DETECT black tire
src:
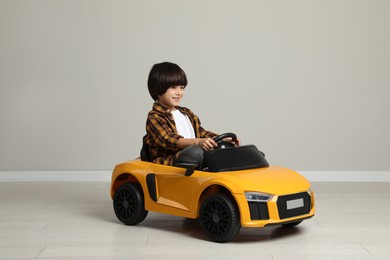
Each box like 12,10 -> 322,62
113,182 -> 148,225
200,193 -> 241,242
282,220 -> 303,228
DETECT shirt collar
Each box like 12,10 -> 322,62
152,102 -> 175,116
152,102 -> 186,115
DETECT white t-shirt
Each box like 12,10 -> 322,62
172,110 -> 196,138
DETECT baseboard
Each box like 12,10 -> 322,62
0,170 -> 389,182
301,171 -> 390,182
0,171 -> 112,182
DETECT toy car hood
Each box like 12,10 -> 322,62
208,166 -> 310,196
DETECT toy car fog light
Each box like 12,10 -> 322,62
245,192 -> 273,202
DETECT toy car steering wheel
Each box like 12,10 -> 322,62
213,132 -> 237,149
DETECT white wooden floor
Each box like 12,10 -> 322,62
0,182 -> 389,259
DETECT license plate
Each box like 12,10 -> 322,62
286,198 -> 304,210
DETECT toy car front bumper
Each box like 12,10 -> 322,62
235,190 -> 316,228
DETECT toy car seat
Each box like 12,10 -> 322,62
140,141 -> 152,162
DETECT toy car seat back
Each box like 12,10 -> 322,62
140,141 -> 152,162
203,145 -> 269,172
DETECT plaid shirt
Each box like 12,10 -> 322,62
144,103 -> 217,165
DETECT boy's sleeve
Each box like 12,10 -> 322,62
146,115 -> 182,150
190,112 -> 218,139
199,126 -> 218,139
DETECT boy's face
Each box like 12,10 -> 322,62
158,85 -> 184,110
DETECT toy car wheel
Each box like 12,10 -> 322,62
282,220 -> 303,227
113,182 -> 148,225
200,193 -> 241,242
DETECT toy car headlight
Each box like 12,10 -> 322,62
245,192 -> 273,202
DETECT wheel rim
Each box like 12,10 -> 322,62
202,200 -> 231,237
114,188 -> 137,220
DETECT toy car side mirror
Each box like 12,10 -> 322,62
174,162 -> 198,176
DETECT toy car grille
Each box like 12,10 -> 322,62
248,202 -> 269,220
277,192 -> 311,219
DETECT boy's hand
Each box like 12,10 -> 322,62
197,138 -> 218,151
223,137 -> 240,146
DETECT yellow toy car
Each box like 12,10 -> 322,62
110,133 -> 315,242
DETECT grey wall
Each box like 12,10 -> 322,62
1,0 -> 389,171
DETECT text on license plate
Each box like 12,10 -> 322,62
286,198 -> 304,210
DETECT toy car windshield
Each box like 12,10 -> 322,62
203,144 -> 269,172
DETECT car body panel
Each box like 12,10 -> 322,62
110,159 -> 316,227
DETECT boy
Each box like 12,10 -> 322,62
143,62 -> 236,167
